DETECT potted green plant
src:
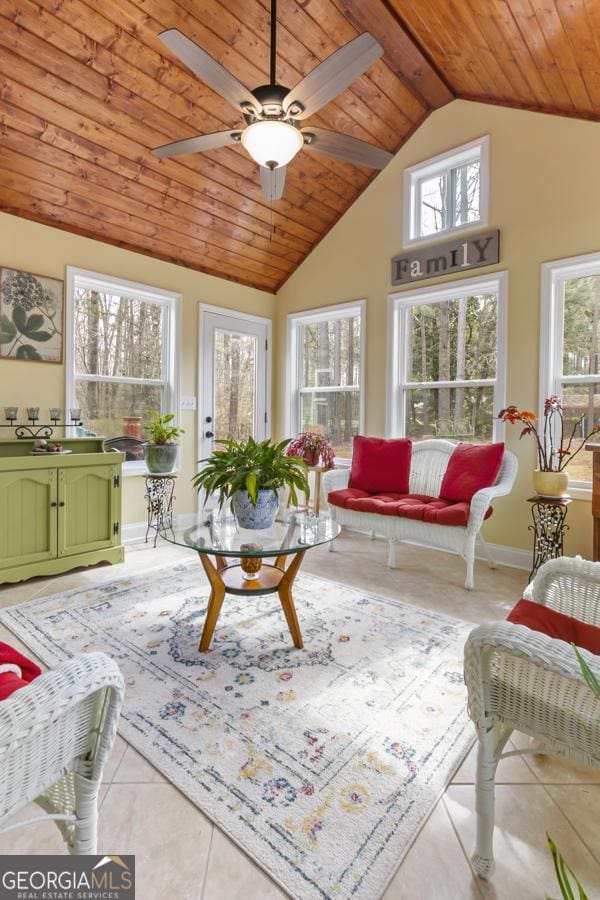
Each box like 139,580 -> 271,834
144,413 -> 185,474
192,436 -> 309,529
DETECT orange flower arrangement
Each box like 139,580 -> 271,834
498,396 -> 600,472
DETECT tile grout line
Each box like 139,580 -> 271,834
539,781 -> 600,868
440,792 -> 487,899
199,822 -> 215,900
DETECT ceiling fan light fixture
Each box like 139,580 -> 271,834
241,120 -> 303,169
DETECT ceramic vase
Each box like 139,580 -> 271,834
532,469 -> 569,498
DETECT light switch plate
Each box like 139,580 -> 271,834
180,395 -> 197,411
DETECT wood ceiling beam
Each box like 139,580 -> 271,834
334,0 -> 454,110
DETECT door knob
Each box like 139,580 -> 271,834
205,431 -> 214,438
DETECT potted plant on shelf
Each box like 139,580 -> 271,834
144,413 -> 185,474
498,395 -> 600,497
285,431 -> 336,469
192,436 -> 309,529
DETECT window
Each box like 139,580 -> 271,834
66,268 -> 180,468
541,253 -> 600,495
404,137 -> 489,245
287,301 -> 365,460
387,273 -> 507,443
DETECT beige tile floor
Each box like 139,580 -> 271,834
0,534 -> 599,900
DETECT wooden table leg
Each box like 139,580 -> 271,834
198,553 -> 226,652
277,550 -> 305,649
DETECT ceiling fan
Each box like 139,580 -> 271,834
152,0 -> 393,201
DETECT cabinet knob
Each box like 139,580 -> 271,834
50,501 -> 57,508
58,501 -> 65,508
205,431 -> 214,438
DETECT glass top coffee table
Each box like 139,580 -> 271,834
160,511 -> 340,652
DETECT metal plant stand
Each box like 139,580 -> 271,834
145,474 -> 177,547
527,495 -> 571,580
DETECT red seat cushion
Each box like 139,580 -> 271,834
0,641 -> 42,701
328,489 -> 493,526
439,442 -> 505,503
348,436 -> 412,494
507,598 -> 600,654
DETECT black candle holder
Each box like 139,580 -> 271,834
0,422 -> 84,439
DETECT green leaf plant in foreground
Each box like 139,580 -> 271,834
547,644 -> 599,900
192,436 -> 309,510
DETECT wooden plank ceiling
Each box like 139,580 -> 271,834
0,1 -> 598,292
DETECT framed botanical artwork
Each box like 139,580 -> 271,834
0,267 -> 64,363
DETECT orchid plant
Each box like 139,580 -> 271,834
498,396 -> 600,472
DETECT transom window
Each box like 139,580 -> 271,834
404,137 -> 489,245
541,253 -> 600,493
287,301 -> 365,460
66,268 -> 180,466
387,273 -> 507,443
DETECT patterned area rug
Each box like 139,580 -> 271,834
1,562 -> 474,900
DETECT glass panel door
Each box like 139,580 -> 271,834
199,309 -> 269,465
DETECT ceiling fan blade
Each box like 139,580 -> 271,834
302,127 -> 393,169
283,33 -> 382,120
158,29 -> 260,114
152,130 -> 241,158
260,165 -> 286,201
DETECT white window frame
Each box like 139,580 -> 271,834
540,251 -> 600,500
386,272 -> 507,442
285,299 -> 366,465
66,267 -> 181,475
403,136 -> 490,247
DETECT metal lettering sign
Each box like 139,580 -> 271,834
391,229 -> 500,286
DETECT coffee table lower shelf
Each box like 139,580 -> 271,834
197,550 -> 306,652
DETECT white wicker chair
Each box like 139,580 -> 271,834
464,557 -> 600,878
0,652 -> 124,854
323,439 -> 518,589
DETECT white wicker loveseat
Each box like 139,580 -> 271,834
464,557 -> 600,878
0,652 -> 123,853
323,439 -> 518,589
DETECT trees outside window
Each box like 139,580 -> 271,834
66,269 -> 179,464
541,254 -> 600,491
287,301 -> 365,459
388,273 -> 507,444
404,137 -> 489,244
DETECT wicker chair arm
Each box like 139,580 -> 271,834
0,652 -> 124,775
467,451 -> 518,536
322,467 -> 351,496
523,557 -> 600,626
464,621 -> 599,731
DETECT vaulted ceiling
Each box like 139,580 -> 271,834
0,1 -> 598,293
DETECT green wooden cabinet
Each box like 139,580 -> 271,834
0,439 -> 124,583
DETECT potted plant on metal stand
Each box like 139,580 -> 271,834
498,396 -> 600,497
192,436 -> 309,529
144,413 -> 184,474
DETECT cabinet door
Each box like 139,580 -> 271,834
0,468 -> 57,570
57,464 -> 120,558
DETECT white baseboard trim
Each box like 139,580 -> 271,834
122,522 -> 148,545
483,542 -> 530,571
122,521 -> 532,571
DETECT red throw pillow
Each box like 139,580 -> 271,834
507,598 -> 600,655
439,442 -> 504,503
348,436 -> 412,494
0,641 -> 42,701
